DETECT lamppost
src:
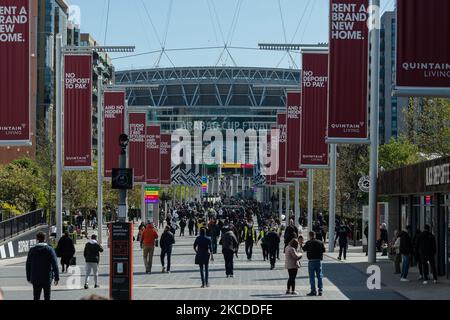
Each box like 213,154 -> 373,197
54,33 -> 135,241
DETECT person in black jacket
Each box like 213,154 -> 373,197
220,227 -> 239,277
335,223 -> 350,261
284,220 -> 299,250
160,226 -> 175,273
179,217 -> 187,237
26,232 -> 60,300
399,227 -> 413,281
418,225 -> 438,284
266,228 -> 281,270
56,231 -> 75,273
83,234 -> 104,289
302,231 -> 326,297
412,229 -> 423,280
188,217 -> 195,236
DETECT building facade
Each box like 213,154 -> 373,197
378,156 -> 450,279
379,10 -> 409,145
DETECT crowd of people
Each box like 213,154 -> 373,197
135,198 -> 326,296
11,196 -> 440,301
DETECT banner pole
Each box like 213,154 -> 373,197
368,0 -> 381,264
285,185 -> 290,219
307,169 -> 314,232
141,184 -> 146,223
328,144 -> 337,252
97,75 -> 104,245
294,180 -> 300,228
278,187 -> 283,221
55,34 -> 63,241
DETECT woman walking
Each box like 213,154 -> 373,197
194,228 -> 214,288
285,239 -> 302,295
56,231 -> 75,273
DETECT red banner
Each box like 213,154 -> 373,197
276,114 -> 287,184
301,52 -> 329,168
146,125 -> 161,185
104,91 -> 125,178
286,92 -> 308,180
0,0 -> 30,144
160,134 -> 172,185
64,55 -> 93,168
396,0 -> 450,89
327,0 -> 369,142
265,130 -> 274,185
128,113 -> 146,183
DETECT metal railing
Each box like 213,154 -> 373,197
0,210 -> 46,243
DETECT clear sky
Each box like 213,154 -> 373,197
68,0 -> 395,71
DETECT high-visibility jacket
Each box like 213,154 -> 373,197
244,226 -> 256,242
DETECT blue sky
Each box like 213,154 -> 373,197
68,0 -> 395,71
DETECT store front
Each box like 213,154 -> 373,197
378,156 -> 450,278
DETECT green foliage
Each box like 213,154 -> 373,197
405,98 -> 450,157
0,158 -> 47,213
379,137 -> 421,171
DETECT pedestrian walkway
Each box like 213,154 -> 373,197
325,245 -> 450,300
0,223 -> 426,300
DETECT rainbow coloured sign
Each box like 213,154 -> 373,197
145,186 -> 160,204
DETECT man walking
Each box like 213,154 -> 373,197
399,227 -> 413,282
266,228 -> 281,270
141,222 -> 159,274
284,219 -> 299,251
221,227 -> 239,278
418,225 -> 438,284
302,231 -> 326,297
83,234 -> 104,289
243,221 -> 257,261
160,226 -> 175,273
26,232 -> 59,300
335,222 -> 350,261
208,219 -> 221,254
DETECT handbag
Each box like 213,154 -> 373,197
69,257 -> 77,266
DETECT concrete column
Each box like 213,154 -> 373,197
278,187 -> 283,221
286,185 -> 290,220
294,181 -> 300,228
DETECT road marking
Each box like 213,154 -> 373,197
0,245 -> 6,259
8,242 -> 14,258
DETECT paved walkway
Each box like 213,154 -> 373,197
0,223 -> 446,300
325,245 -> 450,300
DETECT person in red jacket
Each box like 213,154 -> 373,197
141,222 -> 159,274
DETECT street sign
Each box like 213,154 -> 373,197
109,222 -> 133,301
358,176 -> 370,193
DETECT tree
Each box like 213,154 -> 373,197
335,145 -> 370,218
405,98 -> 450,157
379,137 -> 421,171
0,158 -> 47,214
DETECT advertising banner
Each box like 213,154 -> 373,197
396,0 -> 450,94
0,0 -> 31,145
64,54 -> 93,169
104,91 -> 125,178
145,125 -> 161,185
160,133 -> 172,185
276,113 -> 287,184
327,0 -> 369,142
286,92 -> 308,180
128,113 -> 146,183
301,52 -> 330,168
